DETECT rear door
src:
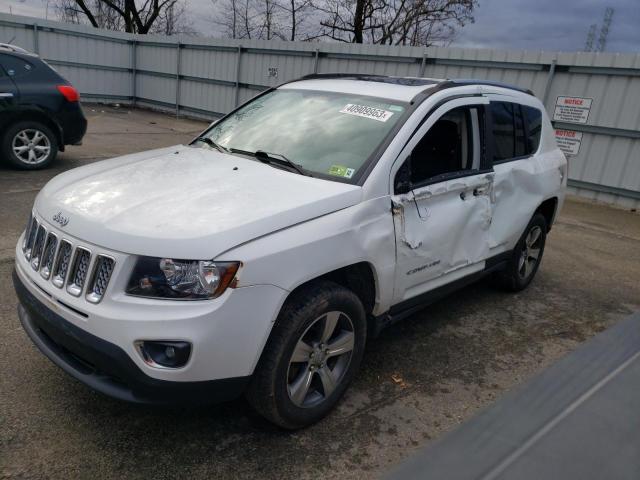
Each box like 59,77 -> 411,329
486,98 -> 544,255
0,54 -> 19,109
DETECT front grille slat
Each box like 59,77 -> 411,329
40,233 -> 58,279
30,225 -> 47,271
67,248 -> 91,297
22,212 -> 33,252
22,212 -> 117,303
86,256 -> 115,304
52,240 -> 73,288
24,217 -> 39,260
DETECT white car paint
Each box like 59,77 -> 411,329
15,77 -> 566,388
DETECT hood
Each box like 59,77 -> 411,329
35,145 -> 362,259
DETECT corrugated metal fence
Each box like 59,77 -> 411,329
1,13 -> 639,208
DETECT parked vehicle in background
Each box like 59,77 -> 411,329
0,43 -> 86,170
13,74 -> 566,429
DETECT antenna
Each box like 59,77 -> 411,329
596,7 -> 614,52
584,24 -> 597,52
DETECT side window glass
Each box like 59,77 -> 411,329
523,106 -> 542,154
490,102 -> 515,161
409,106 -> 480,185
0,55 -> 34,78
514,104 -> 526,157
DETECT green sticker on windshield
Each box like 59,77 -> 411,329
329,165 -> 355,179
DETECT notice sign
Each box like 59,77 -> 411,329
555,129 -> 583,156
553,96 -> 593,124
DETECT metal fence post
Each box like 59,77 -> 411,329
131,40 -> 137,106
32,23 -> 39,54
542,58 -> 557,107
175,41 -> 182,117
234,45 -> 242,107
314,49 -> 320,74
418,52 -> 427,77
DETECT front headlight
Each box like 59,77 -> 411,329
126,257 -> 240,300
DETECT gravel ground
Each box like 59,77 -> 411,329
1,105 -> 639,479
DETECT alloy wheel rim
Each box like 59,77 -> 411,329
518,225 -> 543,280
286,311 -> 355,408
12,129 -> 51,165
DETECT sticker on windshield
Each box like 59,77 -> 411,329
339,104 -> 394,122
329,165 -> 355,179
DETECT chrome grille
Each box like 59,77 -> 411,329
86,256 -> 115,303
24,216 -> 38,259
30,225 -> 47,271
21,213 -> 117,303
52,240 -> 72,288
40,233 -> 58,279
67,248 -> 91,296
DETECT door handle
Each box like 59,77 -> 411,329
473,186 -> 489,196
459,191 -> 467,200
0,93 -> 15,98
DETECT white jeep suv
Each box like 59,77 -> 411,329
14,74 -> 566,429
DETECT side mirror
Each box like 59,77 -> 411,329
394,159 -> 412,194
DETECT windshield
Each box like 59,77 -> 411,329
198,89 -> 407,182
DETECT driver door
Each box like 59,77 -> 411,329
391,96 -> 494,304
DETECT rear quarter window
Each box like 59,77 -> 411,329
0,54 -> 35,78
523,106 -> 543,154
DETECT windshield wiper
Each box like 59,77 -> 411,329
253,150 -> 310,176
193,136 -> 229,153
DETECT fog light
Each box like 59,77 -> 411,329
135,341 -> 191,368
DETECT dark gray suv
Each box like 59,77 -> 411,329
0,43 -> 87,170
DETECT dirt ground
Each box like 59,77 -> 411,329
1,104 -> 639,479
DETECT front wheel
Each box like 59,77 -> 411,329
1,121 -> 58,170
246,281 -> 367,429
494,213 -> 547,292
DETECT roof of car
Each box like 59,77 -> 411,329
281,73 -> 533,102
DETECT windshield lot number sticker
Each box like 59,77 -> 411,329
340,104 -> 394,122
329,165 -> 355,178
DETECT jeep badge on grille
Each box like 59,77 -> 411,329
52,211 -> 69,227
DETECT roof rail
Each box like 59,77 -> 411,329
446,79 -> 534,96
298,73 -> 533,95
300,73 -> 441,87
0,43 -> 33,55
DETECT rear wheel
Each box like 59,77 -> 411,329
2,121 -> 58,170
494,213 -> 547,291
246,281 -> 367,429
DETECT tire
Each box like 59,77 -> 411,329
494,213 -> 548,292
246,281 -> 367,429
1,121 -> 58,170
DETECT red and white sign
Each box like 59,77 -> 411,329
553,96 -> 593,124
555,129 -> 583,156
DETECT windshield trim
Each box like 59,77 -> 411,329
192,87 -> 423,186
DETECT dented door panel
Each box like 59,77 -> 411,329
392,173 -> 493,303
489,149 -> 566,255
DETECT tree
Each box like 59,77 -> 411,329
318,0 -> 476,45
211,0 -> 316,41
54,0 -> 196,35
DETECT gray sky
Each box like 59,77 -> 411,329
3,0 -> 639,53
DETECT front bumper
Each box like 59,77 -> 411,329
14,269 -> 250,404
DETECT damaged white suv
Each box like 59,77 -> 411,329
14,75 -> 566,429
